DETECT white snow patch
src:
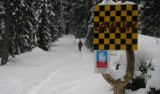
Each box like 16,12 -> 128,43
0,34 -> 160,94
99,0 -> 135,5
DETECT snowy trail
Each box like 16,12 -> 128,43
0,35 -> 148,94
26,35 -> 112,94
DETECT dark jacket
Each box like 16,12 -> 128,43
78,41 -> 83,48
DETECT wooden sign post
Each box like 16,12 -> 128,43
102,50 -> 135,94
93,4 -> 138,94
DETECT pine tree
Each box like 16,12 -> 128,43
2,0 -> 36,55
69,0 -> 92,38
0,2 -> 4,41
11,0 -> 36,54
85,0 -> 102,49
60,0 -> 90,38
1,0 -> 12,65
1,0 -> 36,65
0,2 -> 4,36
139,0 -> 160,37
85,12 -> 94,49
49,0 -> 64,41
0,1 -> 4,57
36,0 -> 52,51
61,0 -> 71,35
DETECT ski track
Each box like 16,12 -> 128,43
0,35 -> 113,94
26,35 -> 112,94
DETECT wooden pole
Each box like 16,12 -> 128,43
102,50 -> 135,94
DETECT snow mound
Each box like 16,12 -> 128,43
99,0 -> 135,5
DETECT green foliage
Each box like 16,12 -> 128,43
37,1 -> 52,51
50,0 -> 64,40
148,88 -> 160,94
126,57 -> 148,91
85,9 -> 94,50
126,77 -> 146,90
0,2 -> 4,50
1,0 -> 36,56
0,0 -> 65,65
139,0 -> 160,37
85,0 -> 101,49
64,0 -> 93,38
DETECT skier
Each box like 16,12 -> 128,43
78,40 -> 83,51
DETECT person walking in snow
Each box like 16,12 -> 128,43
78,40 -> 83,51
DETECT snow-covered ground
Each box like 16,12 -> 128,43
110,34 -> 160,94
138,35 -> 160,92
0,35 -> 112,94
0,34 -> 159,94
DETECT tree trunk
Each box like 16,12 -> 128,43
113,82 -> 125,94
65,21 -> 69,35
102,50 -> 135,94
1,6 -> 11,65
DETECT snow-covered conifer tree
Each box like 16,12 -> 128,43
1,0 -> 36,65
0,1 -> 4,57
139,0 -> 160,37
36,0 -> 52,51
1,0 -> 12,65
12,0 -> 36,54
85,0 -> 102,49
49,0 -> 64,41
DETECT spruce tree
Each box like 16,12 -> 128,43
53,0 -> 65,35
0,2 -> 4,42
33,0 -> 63,50
11,0 -> 35,54
85,0 -> 102,49
0,2 -> 4,35
36,0 -> 52,51
1,0 -> 12,65
60,0 -> 89,37
61,0 -> 71,35
85,13 -> 94,49
49,0 -> 64,41
1,0 -> 36,65
0,1 -> 4,57
139,0 -> 160,37
69,0 -> 92,38
2,0 -> 36,55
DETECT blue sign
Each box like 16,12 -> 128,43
96,50 -> 109,68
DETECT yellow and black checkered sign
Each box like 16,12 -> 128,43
93,4 -> 138,50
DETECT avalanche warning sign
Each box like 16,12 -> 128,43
94,50 -> 110,73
